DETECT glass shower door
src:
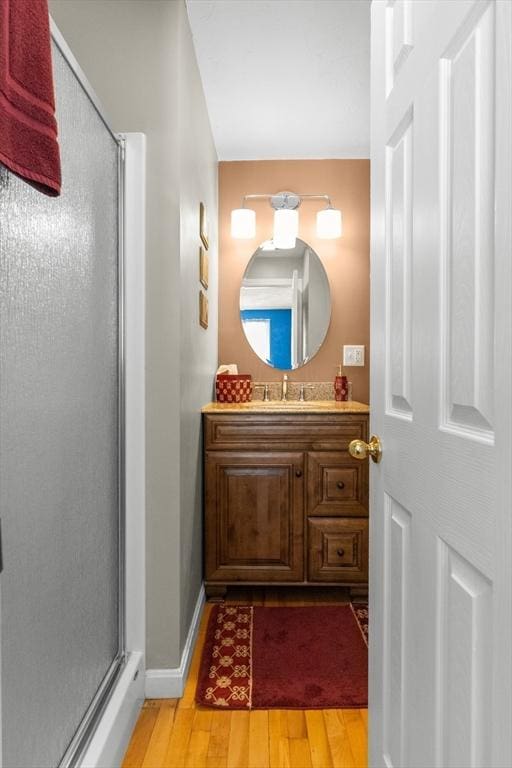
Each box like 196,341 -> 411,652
0,39 -> 123,768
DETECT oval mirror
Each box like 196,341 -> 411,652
239,238 -> 331,370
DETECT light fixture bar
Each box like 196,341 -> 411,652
240,192 -> 333,209
231,190 -> 342,242
295,194 -> 333,206
242,194 -> 276,203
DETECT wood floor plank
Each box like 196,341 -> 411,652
305,710 -> 334,768
122,706 -> 160,768
184,730 -> 210,768
263,588 -> 280,607
251,587 -> 265,606
323,710 -> 357,768
179,607 -> 212,709
269,709 -> 289,740
163,708 -> 195,768
143,699 -> 178,709
248,710 -> 270,768
193,707 -> 214,733
180,644 -> 204,708
205,757 -> 228,768
289,738 -> 313,768
269,710 -> 291,768
341,710 -> 367,768
226,710 -> 250,768
287,710 -> 308,739
141,704 -> 177,768
272,737 -> 292,768
207,711 -> 232,758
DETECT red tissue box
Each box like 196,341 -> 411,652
216,374 -> 253,403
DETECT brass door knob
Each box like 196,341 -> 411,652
349,435 -> 382,463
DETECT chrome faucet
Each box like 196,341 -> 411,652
281,374 -> 289,401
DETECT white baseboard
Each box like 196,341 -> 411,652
79,652 -> 145,768
145,585 -> 206,698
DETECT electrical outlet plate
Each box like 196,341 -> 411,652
343,345 -> 365,366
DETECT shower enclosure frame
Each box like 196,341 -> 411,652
0,20 -> 146,768
55,25 -> 127,765
50,20 -> 147,768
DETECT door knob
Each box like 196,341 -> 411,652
349,435 -> 382,463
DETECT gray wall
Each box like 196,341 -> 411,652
50,0 -> 218,669
178,12 -> 218,651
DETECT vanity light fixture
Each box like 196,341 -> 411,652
231,207 -> 256,239
316,206 -> 343,239
273,208 -> 299,249
230,191 -> 342,247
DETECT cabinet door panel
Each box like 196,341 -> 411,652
205,452 -> 304,582
307,452 -> 368,516
308,518 -> 369,583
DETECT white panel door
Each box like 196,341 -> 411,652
370,2 -> 512,767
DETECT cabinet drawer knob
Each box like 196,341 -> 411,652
337,548 -> 345,557
337,481 -> 345,489
295,469 -> 303,478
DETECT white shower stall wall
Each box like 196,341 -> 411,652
0,24 -> 146,768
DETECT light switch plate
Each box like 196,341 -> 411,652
343,345 -> 365,366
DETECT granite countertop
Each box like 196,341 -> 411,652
202,400 -> 370,414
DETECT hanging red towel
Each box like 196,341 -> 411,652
0,0 -> 61,196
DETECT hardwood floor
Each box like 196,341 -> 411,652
122,587 -> 368,768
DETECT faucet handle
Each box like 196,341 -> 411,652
254,383 -> 271,401
299,383 -> 314,402
281,373 -> 289,401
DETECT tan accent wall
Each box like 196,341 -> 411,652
219,160 -> 370,404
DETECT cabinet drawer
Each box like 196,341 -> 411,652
308,518 -> 369,583
204,414 -> 368,451
307,452 -> 368,516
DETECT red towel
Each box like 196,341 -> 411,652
0,0 -> 61,196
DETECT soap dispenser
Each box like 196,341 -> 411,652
334,365 -> 348,402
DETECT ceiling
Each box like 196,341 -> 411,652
185,0 -> 370,161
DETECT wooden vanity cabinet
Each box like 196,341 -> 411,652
203,411 -> 369,599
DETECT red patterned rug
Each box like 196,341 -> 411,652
196,604 -> 368,710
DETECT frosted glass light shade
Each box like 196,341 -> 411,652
316,208 -> 342,239
273,209 -> 298,249
231,208 -> 256,239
